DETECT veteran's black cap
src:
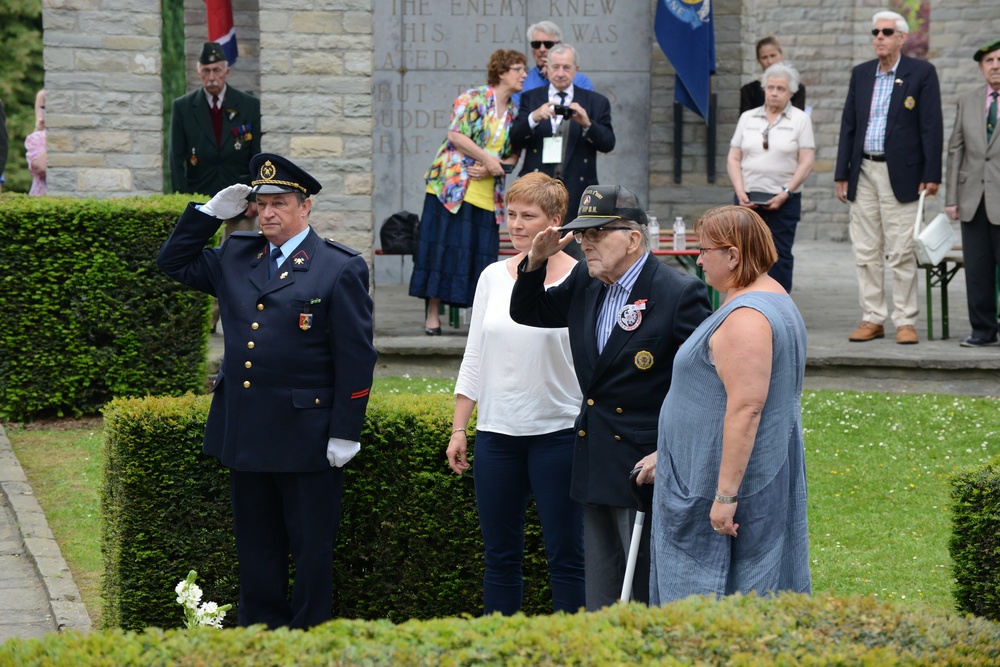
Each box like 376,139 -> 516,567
249,153 -> 323,196
974,38 -> 1000,62
199,42 -> 227,65
560,184 -> 648,233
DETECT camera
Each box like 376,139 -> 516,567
502,163 -> 514,174
552,104 -> 574,119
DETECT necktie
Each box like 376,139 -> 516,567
988,91 -> 998,142
269,249 -> 282,278
212,95 -> 219,111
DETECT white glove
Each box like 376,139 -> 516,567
327,438 -> 361,468
199,184 -> 252,220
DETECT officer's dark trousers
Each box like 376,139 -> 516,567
230,466 -> 343,629
961,197 -> 1000,341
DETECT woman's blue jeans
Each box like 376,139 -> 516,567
473,428 -> 585,615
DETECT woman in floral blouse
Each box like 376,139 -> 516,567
409,49 -> 527,335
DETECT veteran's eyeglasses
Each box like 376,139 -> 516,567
530,40 -> 559,49
871,28 -> 896,37
572,226 -> 632,244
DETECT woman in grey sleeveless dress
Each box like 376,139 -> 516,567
649,205 -> 811,604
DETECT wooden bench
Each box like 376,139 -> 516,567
919,247 -> 963,341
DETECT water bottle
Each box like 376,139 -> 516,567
673,216 -> 686,250
647,215 -> 660,249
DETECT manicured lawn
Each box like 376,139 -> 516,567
4,386 -> 998,626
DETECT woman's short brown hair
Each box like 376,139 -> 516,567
694,205 -> 778,290
505,172 -> 570,222
487,49 -> 527,86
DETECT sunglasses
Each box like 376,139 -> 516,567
530,40 -> 559,49
572,226 -> 631,244
871,28 -> 897,37
762,127 -> 771,150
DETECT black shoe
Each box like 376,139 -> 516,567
959,334 -> 999,348
424,326 -> 442,336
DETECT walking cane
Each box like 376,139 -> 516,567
620,466 -> 654,602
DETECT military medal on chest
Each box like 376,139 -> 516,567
299,298 -> 322,331
232,128 -> 242,150
189,147 -> 198,166
617,298 -> 647,331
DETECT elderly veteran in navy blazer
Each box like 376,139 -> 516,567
510,184 -> 711,610
835,10 -> 943,345
157,153 -> 377,630
510,43 -> 615,260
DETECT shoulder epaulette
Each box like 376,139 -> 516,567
325,238 -> 362,256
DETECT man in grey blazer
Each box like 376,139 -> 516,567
946,38 -> 1000,347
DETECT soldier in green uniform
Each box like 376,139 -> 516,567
169,42 -> 261,217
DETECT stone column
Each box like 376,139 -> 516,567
43,0 -> 163,196
258,1 -> 375,255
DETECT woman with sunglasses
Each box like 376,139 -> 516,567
649,205 -> 810,605
726,62 -> 814,292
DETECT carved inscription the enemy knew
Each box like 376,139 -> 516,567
374,0 -> 650,284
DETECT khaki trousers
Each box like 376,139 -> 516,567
849,159 -> 919,328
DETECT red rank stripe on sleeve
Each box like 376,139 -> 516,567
350,388 -> 370,400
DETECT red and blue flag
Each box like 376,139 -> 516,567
205,0 -> 238,65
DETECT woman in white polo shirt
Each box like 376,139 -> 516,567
727,62 -> 815,292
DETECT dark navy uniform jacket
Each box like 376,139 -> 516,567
511,254 -> 711,507
157,204 -> 377,473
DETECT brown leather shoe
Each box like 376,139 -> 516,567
848,322 -> 885,342
896,325 -> 919,345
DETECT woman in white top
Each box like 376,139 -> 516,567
446,172 -> 584,615
727,62 -> 815,292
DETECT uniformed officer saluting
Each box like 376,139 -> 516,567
157,153 -> 377,630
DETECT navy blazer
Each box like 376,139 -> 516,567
157,204 -> 377,472
835,55 -> 943,203
511,254 -> 711,507
510,86 -> 616,214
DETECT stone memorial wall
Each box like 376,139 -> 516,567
372,0 -> 652,284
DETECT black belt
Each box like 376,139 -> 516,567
862,152 -> 887,162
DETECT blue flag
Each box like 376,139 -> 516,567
655,0 -> 716,121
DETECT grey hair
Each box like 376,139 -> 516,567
760,62 -> 801,94
548,43 -> 579,68
621,220 -> 653,252
872,10 -> 909,34
527,21 -> 563,42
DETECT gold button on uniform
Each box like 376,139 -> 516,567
257,303 -> 264,311
247,341 -> 255,349
616,407 -> 623,414
244,361 -> 252,369
314,398 -> 321,405
587,398 -> 595,406
251,322 -> 259,330
614,435 -> 622,441
578,430 -> 586,437
243,381 -> 250,389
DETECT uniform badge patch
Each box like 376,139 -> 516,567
299,313 -> 313,331
634,350 -> 654,371
618,304 -> 642,331
904,95 -> 916,110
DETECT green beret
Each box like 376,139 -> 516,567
974,38 -> 1000,62
199,42 -> 227,65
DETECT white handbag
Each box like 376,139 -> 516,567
913,190 -> 957,266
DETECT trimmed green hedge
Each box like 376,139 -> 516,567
950,455 -> 1000,622
3,594 -> 1000,665
102,393 -> 554,630
0,194 -> 211,420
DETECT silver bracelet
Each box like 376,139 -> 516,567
451,428 -> 466,435
715,490 -> 738,504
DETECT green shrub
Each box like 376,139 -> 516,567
950,454 -> 1000,621
3,593 -> 1000,665
101,393 -> 555,630
0,194 -> 212,420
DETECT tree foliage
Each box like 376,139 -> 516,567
0,0 -> 44,193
